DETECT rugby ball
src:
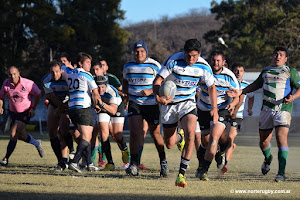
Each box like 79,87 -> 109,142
158,80 -> 176,99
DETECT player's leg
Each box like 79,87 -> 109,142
58,112 -> 71,170
274,111 -> 291,182
99,114 -> 115,171
110,113 -> 129,164
259,109 -> 274,176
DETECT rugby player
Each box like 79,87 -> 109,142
228,47 -> 300,182
153,39 -> 218,187
123,41 -> 167,177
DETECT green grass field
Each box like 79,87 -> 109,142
0,133 -> 299,200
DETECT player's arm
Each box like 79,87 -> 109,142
285,68 -> 300,104
207,84 -> 218,124
99,102 -> 118,116
45,92 -> 67,110
153,75 -> 173,105
92,88 -> 101,113
247,96 -> 254,116
231,94 -> 245,119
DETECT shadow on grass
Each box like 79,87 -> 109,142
0,191 -> 269,200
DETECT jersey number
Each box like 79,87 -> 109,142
68,78 -> 79,90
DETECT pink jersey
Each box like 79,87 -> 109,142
0,77 -> 41,113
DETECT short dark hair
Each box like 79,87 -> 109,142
49,60 -> 61,69
232,63 -> 244,71
60,52 -> 71,61
77,52 -> 92,66
210,50 -> 225,60
274,46 -> 289,57
184,39 -> 201,53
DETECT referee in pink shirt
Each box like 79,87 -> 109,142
0,66 -> 44,166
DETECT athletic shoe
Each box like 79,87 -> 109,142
177,129 -> 185,152
160,160 -> 169,177
103,163 -> 115,171
175,173 -> 187,188
68,163 -> 82,173
120,162 -> 130,169
126,164 -> 139,176
54,162 -> 67,171
261,154 -> 273,175
0,158 -> 8,166
137,164 -> 150,170
98,160 -> 106,168
195,167 -> 209,181
88,163 -> 100,172
69,151 -> 75,161
275,173 -> 286,182
121,148 -> 130,164
215,151 -> 225,169
36,140 -> 44,158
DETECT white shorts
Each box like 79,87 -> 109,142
96,112 -> 125,124
161,100 -> 197,125
259,109 -> 291,130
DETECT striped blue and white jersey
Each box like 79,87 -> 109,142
41,73 -> 69,104
236,80 -> 254,119
159,52 -> 214,103
123,57 -> 161,105
101,84 -> 122,107
61,65 -> 98,109
197,67 -> 239,111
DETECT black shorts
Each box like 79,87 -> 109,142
114,101 -> 125,117
68,107 -> 93,127
128,101 -> 160,125
230,118 -> 243,131
197,109 -> 230,131
9,109 -> 31,124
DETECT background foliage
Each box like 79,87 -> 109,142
0,0 -> 299,85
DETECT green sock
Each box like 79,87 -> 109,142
262,144 -> 272,163
278,146 -> 288,175
98,144 -> 106,161
91,147 -> 98,164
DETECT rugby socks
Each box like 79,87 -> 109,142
62,157 -> 68,165
5,140 -> 17,159
64,133 -> 74,152
202,159 -> 212,172
91,145 -> 99,164
278,146 -> 288,175
98,143 -> 107,161
72,139 -> 89,164
179,157 -> 190,176
197,144 -> 206,167
84,143 -> 92,165
101,139 -> 114,164
219,141 -> 228,153
26,134 -> 39,147
117,136 -> 127,151
159,151 -> 166,163
137,146 -> 143,165
50,137 -> 62,162
131,154 -> 139,166
262,144 -> 272,163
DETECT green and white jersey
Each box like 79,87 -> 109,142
253,65 -> 300,113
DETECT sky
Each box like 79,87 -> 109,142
120,0 -> 221,26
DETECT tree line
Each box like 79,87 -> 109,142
0,0 -> 299,86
